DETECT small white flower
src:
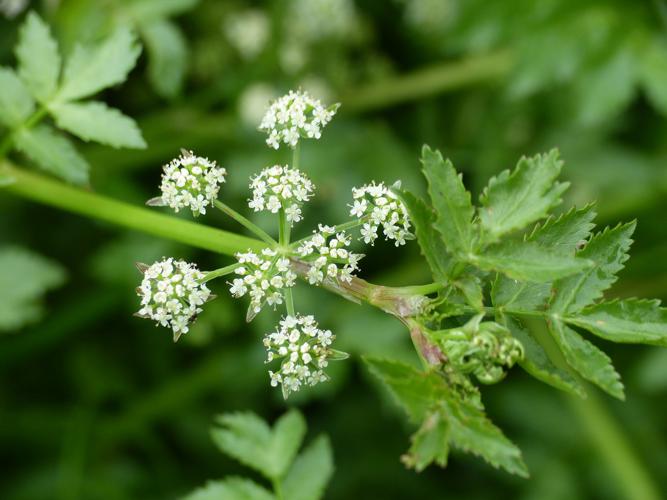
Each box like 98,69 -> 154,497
229,249 -> 296,317
296,225 -> 363,285
349,182 -> 413,246
248,165 -> 314,226
259,90 -> 339,149
136,258 -> 211,342
264,313 -> 339,398
154,150 -> 226,216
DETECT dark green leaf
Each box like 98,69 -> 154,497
0,67 -> 34,127
50,101 -> 146,149
15,11 -> 60,103
421,145 -> 475,255
14,124 -> 89,184
566,299 -> 667,346
282,436 -> 334,500
141,19 -> 188,99
479,150 -> 568,241
550,222 -> 635,313
548,319 -> 624,400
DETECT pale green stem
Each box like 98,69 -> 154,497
290,216 -> 369,248
395,282 -> 445,296
202,263 -> 242,283
214,199 -> 276,246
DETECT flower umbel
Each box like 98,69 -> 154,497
259,90 -> 339,149
153,150 -> 227,216
296,225 -> 363,284
136,258 -> 211,342
249,165 -> 314,225
229,249 -> 297,320
264,314 -> 337,398
350,182 -> 413,246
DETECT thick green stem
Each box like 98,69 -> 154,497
2,162 -> 265,255
214,199 -> 277,246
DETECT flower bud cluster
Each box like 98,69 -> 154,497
136,258 -> 211,341
157,150 -> 227,216
259,90 -> 339,149
350,182 -> 413,246
229,249 -> 296,316
264,314 -> 334,397
296,225 -> 363,285
248,165 -> 314,225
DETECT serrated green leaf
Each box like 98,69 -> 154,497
120,0 -> 199,23
492,205 -> 597,312
0,246 -> 66,332
453,274 -> 484,311
141,19 -> 187,99
0,67 -> 34,127
58,27 -> 141,101
403,411 -> 450,471
364,357 -> 527,476
475,240 -> 592,282
479,150 -> 568,241
14,124 -> 89,184
211,410 -> 306,481
551,222 -> 635,314
182,477 -> 275,500
50,101 -> 145,148
566,299 -> 667,346
282,436 -> 334,500
15,11 -> 61,103
398,190 -> 452,282
548,319 -> 624,400
421,145 -> 475,255
639,38 -> 667,115
501,315 -> 585,397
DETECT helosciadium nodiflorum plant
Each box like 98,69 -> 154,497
134,89 -> 667,477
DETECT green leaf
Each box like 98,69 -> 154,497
566,299 -> 667,346
453,274 -> 484,311
282,436 -> 334,500
550,222 -> 635,314
501,315 -> 585,397
639,38 -> 667,115
141,19 -> 187,99
402,411 -> 450,471
0,246 -> 66,332
15,11 -> 61,103
0,67 -> 34,127
364,357 -> 528,476
548,319 -> 624,400
182,477 -> 275,500
50,101 -> 145,148
479,150 -> 568,241
475,240 -> 592,282
58,27 -> 141,101
421,145 -> 475,255
491,205 -> 597,312
0,171 -> 15,186
120,0 -> 199,23
211,410 -> 306,481
14,124 -> 89,184
397,190 -> 452,282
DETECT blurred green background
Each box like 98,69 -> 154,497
2,0 -> 667,498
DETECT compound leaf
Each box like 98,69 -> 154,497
0,67 -> 34,127
183,477 -> 275,500
50,101 -> 145,148
16,11 -> 61,103
282,436 -> 334,500
14,124 -> 89,184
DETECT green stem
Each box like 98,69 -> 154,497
396,282 -> 445,296
2,162 -> 265,255
214,199 -> 276,246
284,288 -> 295,316
202,263 -> 242,283
290,217 -> 368,248
278,207 -> 291,246
292,143 -> 300,170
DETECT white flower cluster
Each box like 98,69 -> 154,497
136,258 -> 211,341
296,225 -> 363,285
249,165 -> 314,225
287,0 -> 361,43
264,314 -> 334,397
259,90 -> 339,149
158,150 -> 227,216
229,249 -> 297,316
350,182 -> 413,246
223,9 -> 270,60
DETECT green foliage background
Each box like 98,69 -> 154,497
2,0 -> 667,498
